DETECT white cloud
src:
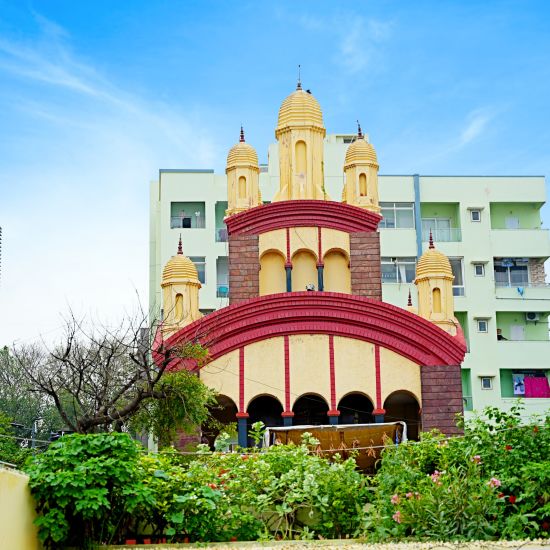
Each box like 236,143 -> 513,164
339,18 -> 392,74
459,109 -> 492,146
0,13 -> 217,345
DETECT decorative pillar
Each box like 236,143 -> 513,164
327,335 -> 339,423
373,344 -> 384,422
317,264 -> 324,291
236,413 -> 249,448
282,412 -> 294,427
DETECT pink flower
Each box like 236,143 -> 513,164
406,492 -> 414,499
430,471 -> 442,485
471,455 -> 482,464
391,494 -> 400,505
488,477 -> 501,488
392,511 -> 402,524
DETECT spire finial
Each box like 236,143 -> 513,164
240,125 -> 245,143
297,64 -> 302,90
429,229 -> 435,249
407,289 -> 412,307
177,234 -> 183,255
357,120 -> 363,139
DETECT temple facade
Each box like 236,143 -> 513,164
155,83 -> 467,446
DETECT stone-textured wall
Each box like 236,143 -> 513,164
421,365 -> 463,435
349,231 -> 382,300
228,234 -> 260,304
529,258 -> 547,285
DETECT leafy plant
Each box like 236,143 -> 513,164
26,432 -> 154,548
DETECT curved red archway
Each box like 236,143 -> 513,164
157,292 -> 466,369
226,200 -> 382,235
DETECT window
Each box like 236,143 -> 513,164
474,263 -> 485,277
189,256 -> 206,284
379,203 -> 415,229
381,257 -> 416,283
477,319 -> 488,333
422,218 -> 452,242
481,377 -> 493,390
449,258 -> 465,296
505,370 -> 550,398
494,258 -> 529,287
470,209 -> 481,222
170,202 -> 206,229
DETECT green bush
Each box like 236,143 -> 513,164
26,432 -> 154,548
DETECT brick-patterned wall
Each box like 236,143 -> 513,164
349,231 -> 382,300
228,234 -> 260,304
421,365 -> 463,435
529,258 -> 547,285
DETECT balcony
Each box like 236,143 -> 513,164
216,227 -> 228,242
490,229 -> 550,257
421,227 -> 462,242
170,201 -> 206,229
495,285 -> 550,308
495,341 -> 550,369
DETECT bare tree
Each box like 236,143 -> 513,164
12,311 -> 215,440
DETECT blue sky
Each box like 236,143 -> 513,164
1,1 -> 549,344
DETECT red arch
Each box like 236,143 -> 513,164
158,292 -> 466,369
225,200 -> 381,235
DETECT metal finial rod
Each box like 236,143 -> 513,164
357,120 -> 363,138
240,125 -> 245,142
297,64 -> 302,90
407,289 -> 412,307
429,229 -> 435,249
178,234 -> 183,254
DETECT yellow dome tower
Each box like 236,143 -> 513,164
161,236 -> 202,336
414,232 -> 457,335
273,78 -> 328,202
342,122 -> 380,213
225,127 -> 261,217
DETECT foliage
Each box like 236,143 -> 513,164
25,405 -> 550,546
26,432 -> 153,549
0,412 -> 32,468
0,346 -> 63,441
10,314 -> 215,443
367,403 -> 550,541
130,370 -> 217,447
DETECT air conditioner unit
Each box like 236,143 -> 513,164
525,312 -> 540,322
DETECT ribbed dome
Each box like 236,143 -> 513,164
162,253 -> 199,283
344,137 -> 378,166
276,89 -> 324,134
416,248 -> 453,278
226,141 -> 259,170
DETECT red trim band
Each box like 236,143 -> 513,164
158,293 -> 466,370
226,200 -> 381,235
239,347 -> 245,413
375,345 -> 382,409
284,335 -> 291,413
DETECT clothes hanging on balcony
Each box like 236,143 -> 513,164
524,376 -> 550,398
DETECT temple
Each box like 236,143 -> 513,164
155,82 -> 467,447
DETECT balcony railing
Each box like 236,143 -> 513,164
216,283 -> 229,298
421,228 -> 462,242
216,227 -> 228,242
170,215 -> 205,229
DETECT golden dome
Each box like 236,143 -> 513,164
276,88 -> 325,136
416,237 -> 453,279
162,239 -> 200,285
344,136 -> 378,167
226,128 -> 259,170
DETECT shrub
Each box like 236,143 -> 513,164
26,432 -> 153,548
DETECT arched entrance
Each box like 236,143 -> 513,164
292,394 -> 329,426
338,393 -> 374,424
247,395 -> 283,445
201,395 -> 237,450
384,391 -> 421,441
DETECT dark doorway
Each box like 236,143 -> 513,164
247,395 -> 283,445
384,391 -> 421,440
292,394 -> 329,426
338,393 -> 374,424
201,395 -> 237,449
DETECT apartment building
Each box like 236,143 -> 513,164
149,135 -> 550,417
